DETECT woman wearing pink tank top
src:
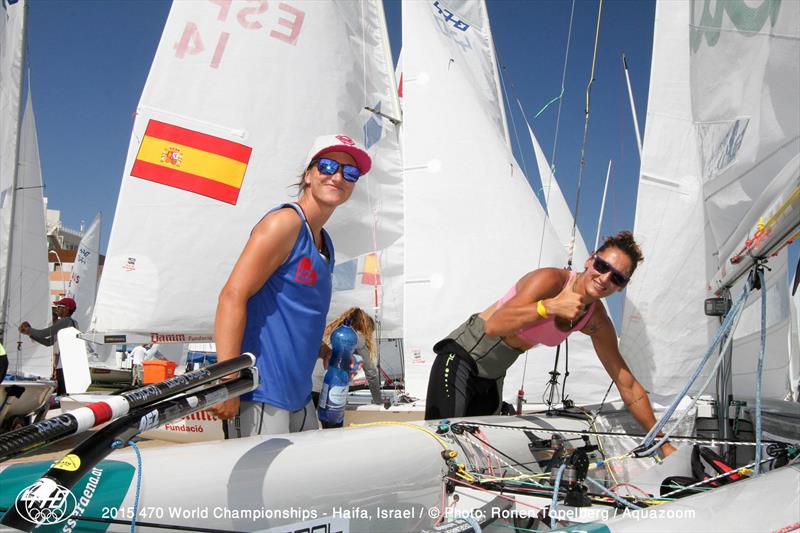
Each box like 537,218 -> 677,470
425,231 -> 676,458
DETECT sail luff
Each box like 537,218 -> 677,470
0,0 -> 27,344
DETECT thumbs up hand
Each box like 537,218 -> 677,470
542,281 -> 588,322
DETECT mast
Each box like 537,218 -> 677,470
0,0 -> 28,346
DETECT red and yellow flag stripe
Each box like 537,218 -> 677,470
131,120 -> 252,205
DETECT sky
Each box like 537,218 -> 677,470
25,0 -> 658,322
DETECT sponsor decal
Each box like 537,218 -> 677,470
164,423 -> 205,433
53,454 -> 81,472
1,461 -> 135,532
104,335 -> 127,344
123,257 -> 136,272
14,478 -> 77,526
148,333 -> 213,343
138,409 -> 161,432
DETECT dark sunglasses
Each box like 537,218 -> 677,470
592,256 -> 630,287
316,158 -> 361,183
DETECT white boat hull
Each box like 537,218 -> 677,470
0,414 -> 798,532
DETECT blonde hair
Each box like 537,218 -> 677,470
323,307 -> 377,365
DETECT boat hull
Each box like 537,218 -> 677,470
0,381 -> 54,432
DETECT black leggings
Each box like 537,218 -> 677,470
424,351 -> 500,420
0,356 -> 7,385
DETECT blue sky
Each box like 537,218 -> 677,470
27,0 -> 657,322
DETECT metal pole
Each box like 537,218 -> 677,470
594,160 -> 613,251
622,53 -> 642,157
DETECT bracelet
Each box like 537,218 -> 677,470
536,300 -> 548,319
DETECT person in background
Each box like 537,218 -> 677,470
210,134 -> 371,437
425,231 -> 676,457
18,297 -> 78,395
130,343 -> 167,385
0,341 -> 8,385
312,307 -> 382,418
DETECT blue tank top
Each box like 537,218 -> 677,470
240,203 -> 334,410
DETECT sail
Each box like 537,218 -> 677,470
3,90 -> 52,378
67,212 -> 100,332
401,0 -> 573,397
528,122 -> 590,266
90,1 -> 402,341
621,0 -> 800,396
691,0 -> 799,289
0,0 -> 25,341
727,251 -> 794,400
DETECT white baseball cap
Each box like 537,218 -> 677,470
305,134 -> 372,175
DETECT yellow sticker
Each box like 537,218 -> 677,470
53,454 -> 81,472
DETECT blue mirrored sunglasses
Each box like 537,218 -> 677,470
316,157 -> 361,183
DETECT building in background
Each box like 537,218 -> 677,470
45,206 -> 104,298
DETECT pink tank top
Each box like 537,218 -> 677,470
496,271 -> 595,347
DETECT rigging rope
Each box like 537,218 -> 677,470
636,277 -> 751,456
112,439 -> 143,533
754,267 -> 767,475
549,464 -> 566,528
569,0 -> 604,268
451,420 -> 785,450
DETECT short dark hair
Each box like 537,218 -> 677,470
597,230 -> 644,276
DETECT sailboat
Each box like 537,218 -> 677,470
1,1 -> 798,532
0,0 -> 55,431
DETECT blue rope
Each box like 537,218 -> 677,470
754,269 -> 766,476
550,464 -> 566,529
112,439 -> 143,532
584,476 -> 643,511
639,280 -> 751,452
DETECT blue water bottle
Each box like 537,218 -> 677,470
318,320 -> 358,428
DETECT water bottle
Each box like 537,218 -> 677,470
318,320 -> 358,428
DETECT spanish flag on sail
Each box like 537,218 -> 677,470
361,253 -> 381,286
131,120 -> 252,205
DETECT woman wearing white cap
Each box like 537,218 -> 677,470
210,134 -> 371,437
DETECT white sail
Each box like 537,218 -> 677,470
692,0 -> 800,290
67,212 -> 100,332
401,0 -> 576,398
0,0 -> 26,340
727,252 -> 794,400
528,122 -> 590,266
3,90 -> 52,378
90,1 -> 402,341
621,0 -> 800,396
